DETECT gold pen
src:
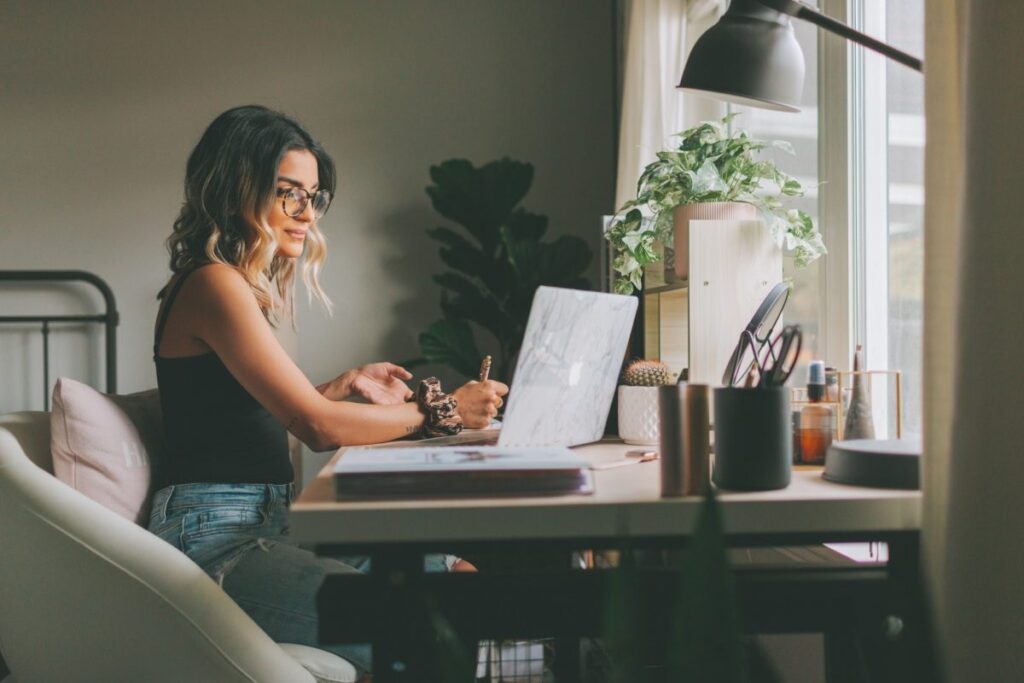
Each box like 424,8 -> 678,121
479,355 -> 492,382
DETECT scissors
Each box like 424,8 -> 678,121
759,324 -> 802,388
722,282 -> 791,386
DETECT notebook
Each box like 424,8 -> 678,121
333,446 -> 593,498
421,286 -> 637,448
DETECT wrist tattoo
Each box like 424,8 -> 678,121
404,424 -> 420,435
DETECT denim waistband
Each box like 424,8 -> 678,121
150,482 -> 295,522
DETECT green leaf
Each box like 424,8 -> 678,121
544,235 -> 594,282
426,226 -> 477,253
434,273 -> 513,341
425,158 -> 534,254
693,159 -> 730,195
428,227 -> 490,281
417,318 -> 482,379
505,208 -> 548,242
602,553 -> 648,682
427,604 -> 477,683
746,640 -> 785,683
665,489 -> 747,682
621,233 -> 643,252
613,277 -> 636,295
780,177 -> 804,197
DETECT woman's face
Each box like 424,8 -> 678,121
269,149 -> 320,259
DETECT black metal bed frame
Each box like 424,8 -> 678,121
0,270 -> 118,409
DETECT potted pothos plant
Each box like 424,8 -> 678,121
605,113 -> 827,294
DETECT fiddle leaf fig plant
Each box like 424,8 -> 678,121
413,158 -> 593,380
605,113 -> 827,294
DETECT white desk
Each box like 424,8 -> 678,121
292,441 -> 925,683
292,440 -> 920,546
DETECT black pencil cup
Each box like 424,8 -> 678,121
713,386 -> 792,491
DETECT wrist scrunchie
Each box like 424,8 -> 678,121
415,377 -> 464,438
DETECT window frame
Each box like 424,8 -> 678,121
819,0 -> 922,437
818,0 -> 855,372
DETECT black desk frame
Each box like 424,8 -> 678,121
316,528 -> 936,683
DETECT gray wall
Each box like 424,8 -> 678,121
0,1 -> 615,425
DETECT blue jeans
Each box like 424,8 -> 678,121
147,482 -> 450,676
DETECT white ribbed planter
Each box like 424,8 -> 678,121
617,385 -> 660,445
672,202 -> 759,279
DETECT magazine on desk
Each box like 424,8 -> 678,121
333,446 -> 593,499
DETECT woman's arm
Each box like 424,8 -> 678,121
186,265 -> 427,451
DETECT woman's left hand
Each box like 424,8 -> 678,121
320,362 -> 414,404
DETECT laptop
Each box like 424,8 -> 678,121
419,286 -> 637,448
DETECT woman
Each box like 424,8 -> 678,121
147,105 -> 507,676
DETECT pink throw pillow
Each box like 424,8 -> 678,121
50,377 -> 164,525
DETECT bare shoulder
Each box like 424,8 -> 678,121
181,264 -> 255,310
187,262 -> 248,290
155,264 -> 250,356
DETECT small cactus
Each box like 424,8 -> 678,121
622,359 -> 675,386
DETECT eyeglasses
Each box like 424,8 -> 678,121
276,187 -> 332,219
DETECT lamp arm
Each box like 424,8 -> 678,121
759,0 -> 923,72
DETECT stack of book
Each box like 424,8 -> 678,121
333,446 -> 592,499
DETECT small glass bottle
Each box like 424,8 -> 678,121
825,366 -> 840,403
800,361 -> 835,465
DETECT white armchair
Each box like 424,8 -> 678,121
0,411 -> 357,683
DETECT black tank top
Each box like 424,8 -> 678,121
153,266 -> 293,488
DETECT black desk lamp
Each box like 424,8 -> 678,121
678,0 -> 923,112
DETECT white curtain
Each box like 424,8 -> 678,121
925,2 -> 1024,679
614,0 -> 722,210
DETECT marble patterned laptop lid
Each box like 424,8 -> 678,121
497,286 -> 637,448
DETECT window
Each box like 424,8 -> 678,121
881,0 -> 925,437
852,0 -> 925,438
632,0 -> 924,437
726,6 -> 821,369
730,0 -> 924,438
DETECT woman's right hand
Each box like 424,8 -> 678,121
317,362 -> 413,404
452,380 -> 509,429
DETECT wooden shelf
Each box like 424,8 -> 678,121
643,281 -> 689,295
639,219 -> 782,386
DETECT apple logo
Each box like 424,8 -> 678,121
568,360 -> 584,387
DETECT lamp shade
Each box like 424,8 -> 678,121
678,0 -> 805,112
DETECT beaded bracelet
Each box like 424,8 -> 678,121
415,377 -> 463,438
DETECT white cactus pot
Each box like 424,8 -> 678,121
617,385 -> 660,445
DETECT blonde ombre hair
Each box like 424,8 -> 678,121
163,105 -> 335,325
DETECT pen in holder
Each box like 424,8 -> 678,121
713,386 -> 792,491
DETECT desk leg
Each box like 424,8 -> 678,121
370,550 -> 428,683
883,537 -> 941,683
553,551 -> 584,682
824,628 -> 872,683
825,536 -> 940,683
